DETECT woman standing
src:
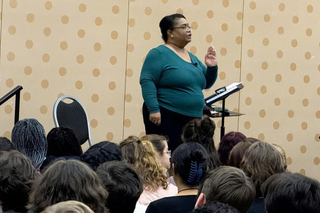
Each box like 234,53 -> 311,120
140,13 -> 218,152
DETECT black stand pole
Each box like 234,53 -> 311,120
220,98 -> 226,140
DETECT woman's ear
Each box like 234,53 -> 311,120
167,29 -> 173,38
195,193 -> 206,208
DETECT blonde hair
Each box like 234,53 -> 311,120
41,200 -> 94,213
120,136 -> 168,190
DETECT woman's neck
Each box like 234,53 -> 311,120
165,42 -> 185,53
175,175 -> 198,196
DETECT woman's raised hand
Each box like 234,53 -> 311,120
205,45 -> 217,67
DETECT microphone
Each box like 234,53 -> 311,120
194,62 -> 198,67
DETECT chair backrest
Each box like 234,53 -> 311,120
53,95 -> 92,146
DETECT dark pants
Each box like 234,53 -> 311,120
143,103 -> 198,153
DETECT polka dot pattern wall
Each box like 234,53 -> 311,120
240,0 -> 320,179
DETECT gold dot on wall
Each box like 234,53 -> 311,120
75,81 -> 83,89
301,122 -> 308,130
207,10 -> 214,19
307,5 -> 313,13
92,68 -> 100,77
90,119 -> 98,128
247,49 -> 254,57
316,110 -> 320,118
258,133 -> 265,141
306,28 -> 312,36
261,61 -> 268,70
112,5 -> 119,14
279,3 -> 285,11
176,8 -> 183,14
287,157 -> 292,165
5,105 -> 13,114
95,17 -> 102,26
287,133 -> 293,142
302,99 -> 309,107
23,92 -> 31,101
244,121 -> 251,129
107,107 -> 115,115
315,134 -> 320,142
292,16 -> 299,24
127,44 -> 134,52
42,53 -> 50,62
94,43 -> 101,51
43,27 -> 51,36
276,50 -> 283,58
109,81 -> 116,90
7,52 -> 15,61
206,35 -> 213,43
275,74 -> 282,82
61,15 -> 69,24
57,93 -> 64,99
259,109 -> 266,118
41,79 -> 49,89
110,56 -> 117,65
260,85 -> 267,94
139,131 -> 146,137
78,29 -> 85,38
79,3 -> 86,12
145,7 -> 152,15
191,22 -> 198,30
278,27 -> 284,35
236,36 -> 242,44
290,63 -> 297,71
111,31 -> 118,39
192,0 -> 199,5
144,32 -> 151,40
40,105 -> 48,114
24,66 -> 32,75
305,52 -> 311,60
10,0 -> 17,8
219,72 -> 226,80
126,69 -> 133,77
45,1 -> 52,10
314,157 -> 320,165
190,46 -> 197,54
106,132 -> 114,141
25,40 -> 33,49
60,41 -> 68,50
245,97 -> 252,105
91,94 -> 99,103
76,55 -> 84,64
125,94 -> 132,102
128,18 -> 135,27
299,169 -> 306,176
246,73 -> 253,81
263,38 -> 269,46
291,39 -> 298,47
288,110 -> 294,118
220,47 -> 227,56
264,14 -> 270,22
248,25 -> 255,33
274,98 -> 281,106
235,60 -> 241,68
237,12 -> 243,21
273,121 -> 280,130
300,145 -> 307,153
26,13 -> 34,22
222,0 -> 229,7
249,1 -> 256,9
6,78 -> 14,87
59,67 -> 67,76
8,25 -> 16,35
318,87 -> 320,95
124,119 -> 131,127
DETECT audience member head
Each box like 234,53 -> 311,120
11,118 -> 47,169
159,13 -> 186,42
46,127 -> 83,157
182,115 -> 221,170
140,134 -> 171,169
120,136 -> 168,190
197,166 -> 255,213
97,161 -> 143,213
218,131 -> 246,165
171,142 -> 208,187
0,150 -> 39,213
80,141 -> 122,171
28,159 -> 108,213
261,172 -> 320,213
0,137 -> 15,151
240,141 -> 286,196
272,143 -> 287,170
228,138 -> 258,168
41,201 -> 94,213
192,201 -> 240,213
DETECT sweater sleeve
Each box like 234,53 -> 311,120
139,48 -> 164,114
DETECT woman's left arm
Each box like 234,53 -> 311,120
202,45 -> 218,89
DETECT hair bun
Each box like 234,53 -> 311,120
190,149 -> 206,162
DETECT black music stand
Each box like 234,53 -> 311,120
204,82 -> 244,140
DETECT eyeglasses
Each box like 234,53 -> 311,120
164,150 -> 171,156
172,24 -> 192,30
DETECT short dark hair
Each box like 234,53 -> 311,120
218,131 -> 246,165
47,127 -> 83,157
202,166 -> 255,213
0,137 -> 15,151
0,150 -> 39,213
159,13 -> 186,42
140,134 -> 168,156
11,118 -> 47,169
28,159 -> 108,213
97,161 -> 143,213
192,201 -> 240,213
261,172 -> 320,213
80,141 -> 122,171
171,142 -> 208,186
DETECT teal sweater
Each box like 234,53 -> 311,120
140,45 -> 218,117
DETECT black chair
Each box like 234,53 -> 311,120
53,95 -> 93,147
